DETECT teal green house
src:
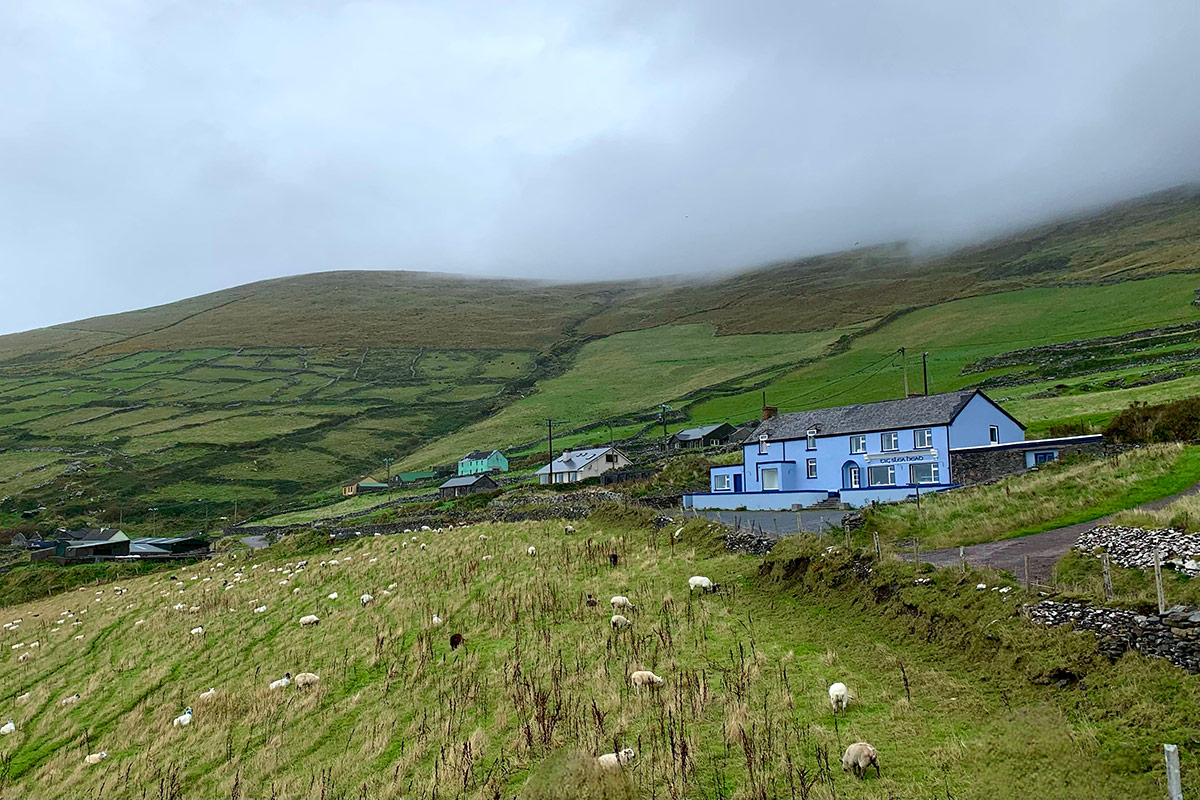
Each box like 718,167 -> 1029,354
458,449 -> 508,476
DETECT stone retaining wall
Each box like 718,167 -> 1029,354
1026,600 -> 1200,672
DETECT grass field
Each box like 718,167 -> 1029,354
0,518 -> 1195,799
860,444 -> 1200,549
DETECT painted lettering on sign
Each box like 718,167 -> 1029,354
875,454 -> 934,464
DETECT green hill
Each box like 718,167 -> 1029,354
1,186 -> 1198,530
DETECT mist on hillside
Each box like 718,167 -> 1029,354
1,1 -> 1198,334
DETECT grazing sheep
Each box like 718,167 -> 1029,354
597,748 -> 636,768
269,673 -> 292,690
610,614 -> 631,629
84,751 -> 108,765
16,692 -> 30,705
0,718 -> 14,735
479,535 -> 489,541
387,582 -> 398,590
527,546 -> 537,557
17,653 -> 29,663
688,576 -> 715,594
327,592 -> 338,600
586,594 -> 598,608
829,682 -> 850,712
299,614 -> 320,627
172,707 -> 193,727
28,641 -> 38,649
199,687 -> 216,701
360,594 -> 374,607
190,626 -> 204,636
629,670 -> 664,691
449,633 -> 464,650
431,614 -> 443,626
610,595 -> 635,612
294,672 -> 320,689
61,693 -> 81,706
841,742 -> 880,778
564,525 -> 575,534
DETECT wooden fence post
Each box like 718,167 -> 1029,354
1101,553 -> 1114,601
913,540 -> 919,566
796,512 -> 802,536
844,529 -> 851,551
872,531 -> 881,560
1165,743 -> 1182,800
1155,552 -> 1167,615
959,545 -> 966,573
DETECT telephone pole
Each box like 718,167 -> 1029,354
660,404 -> 671,452
547,419 -> 556,485
922,352 -> 929,395
383,457 -> 394,500
899,347 -> 909,397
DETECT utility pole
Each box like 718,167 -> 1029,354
660,404 -> 671,452
547,419 -> 555,485
605,421 -> 614,446
899,347 -> 909,397
922,351 -> 929,395
383,457 -> 394,500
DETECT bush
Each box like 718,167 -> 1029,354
520,750 -> 637,800
1107,397 -> 1200,443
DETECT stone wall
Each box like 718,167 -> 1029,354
1026,600 -> 1200,673
950,437 -> 1110,485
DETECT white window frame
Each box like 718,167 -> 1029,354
867,464 -> 895,487
847,464 -> 861,489
849,434 -> 866,454
989,425 -> 1000,444
713,473 -> 731,491
806,429 -> 817,450
806,458 -> 817,479
881,431 -> 899,452
761,467 -> 780,491
758,434 -> 769,455
914,428 -> 933,449
910,462 -> 939,485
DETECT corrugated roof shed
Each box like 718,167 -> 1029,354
439,475 -> 495,489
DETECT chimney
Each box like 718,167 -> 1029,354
761,406 -> 778,421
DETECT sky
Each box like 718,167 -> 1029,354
1,1 -> 1198,335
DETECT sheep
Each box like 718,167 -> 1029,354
327,592 -> 338,600
586,594 -> 598,608
449,633 -> 464,650
596,748 -> 636,769
829,682 -> 850,712
610,614 -> 631,629
527,546 -> 537,557
431,614 -> 443,627
172,707 -> 193,727
269,673 -> 292,690
688,576 -> 716,594
299,614 -> 320,627
17,653 -> 29,663
629,670 -> 664,691
564,525 -> 575,534
841,742 -> 880,778
294,672 -> 320,689
610,595 -> 635,612
61,693 -> 81,706
387,582 -> 398,590
84,751 -> 108,765
199,687 -> 216,701
16,692 -> 30,705
28,641 -> 38,649
190,626 -> 204,636
254,605 -> 267,614
360,594 -> 374,607
0,719 -> 13,736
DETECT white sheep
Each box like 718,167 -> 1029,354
841,742 -> 880,778
190,626 -> 204,636
629,670 -> 664,691
84,751 -> 108,765
610,614 -> 631,629
0,719 -> 13,735
199,687 -> 216,701
610,595 -> 635,612
294,672 -> 320,689
360,594 -> 374,607
564,525 -> 575,534
299,615 -> 320,627
829,682 -> 850,712
327,592 -> 338,600
28,641 -> 38,649
17,653 -> 29,663
61,693 -> 81,706
431,614 -> 443,626
16,692 -> 30,705
269,673 -> 292,690
527,546 -> 537,557
688,576 -> 715,594
172,707 -> 192,727
597,748 -> 636,768
254,605 -> 267,614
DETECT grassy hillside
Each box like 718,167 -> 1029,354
0,518 -> 1195,798
0,187 -> 1198,529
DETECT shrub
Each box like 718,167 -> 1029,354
1107,397 -> 1200,443
520,750 -> 637,800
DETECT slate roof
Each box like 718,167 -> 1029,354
673,424 -> 730,442
58,528 -> 128,543
535,448 -> 623,475
439,474 -> 496,489
759,390 -> 1019,440
461,450 -> 499,462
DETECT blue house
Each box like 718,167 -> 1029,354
684,390 -> 1025,510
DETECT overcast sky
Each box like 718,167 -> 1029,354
1,1 -> 1198,334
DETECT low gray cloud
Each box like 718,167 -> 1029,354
1,1 -> 1197,333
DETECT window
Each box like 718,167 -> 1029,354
910,463 -> 939,484
849,434 -> 866,454
761,468 -> 780,491
758,434 -> 769,455
806,458 -> 817,478
606,452 -> 618,463
713,474 -> 731,491
914,428 -> 932,449
867,465 -> 895,486
847,464 -> 861,489
989,425 -> 1000,444
1034,451 -> 1057,465
881,431 -> 899,451
806,429 -> 817,450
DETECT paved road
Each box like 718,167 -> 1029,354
693,509 -> 849,536
913,479 -> 1200,582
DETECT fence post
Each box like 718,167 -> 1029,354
913,540 -> 919,566
959,545 -> 966,573
1155,552 -> 1167,614
796,512 -> 802,536
1023,555 -> 1031,591
844,529 -> 851,551
872,531 -> 881,560
1165,743 -> 1182,800
1101,553 -> 1114,601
